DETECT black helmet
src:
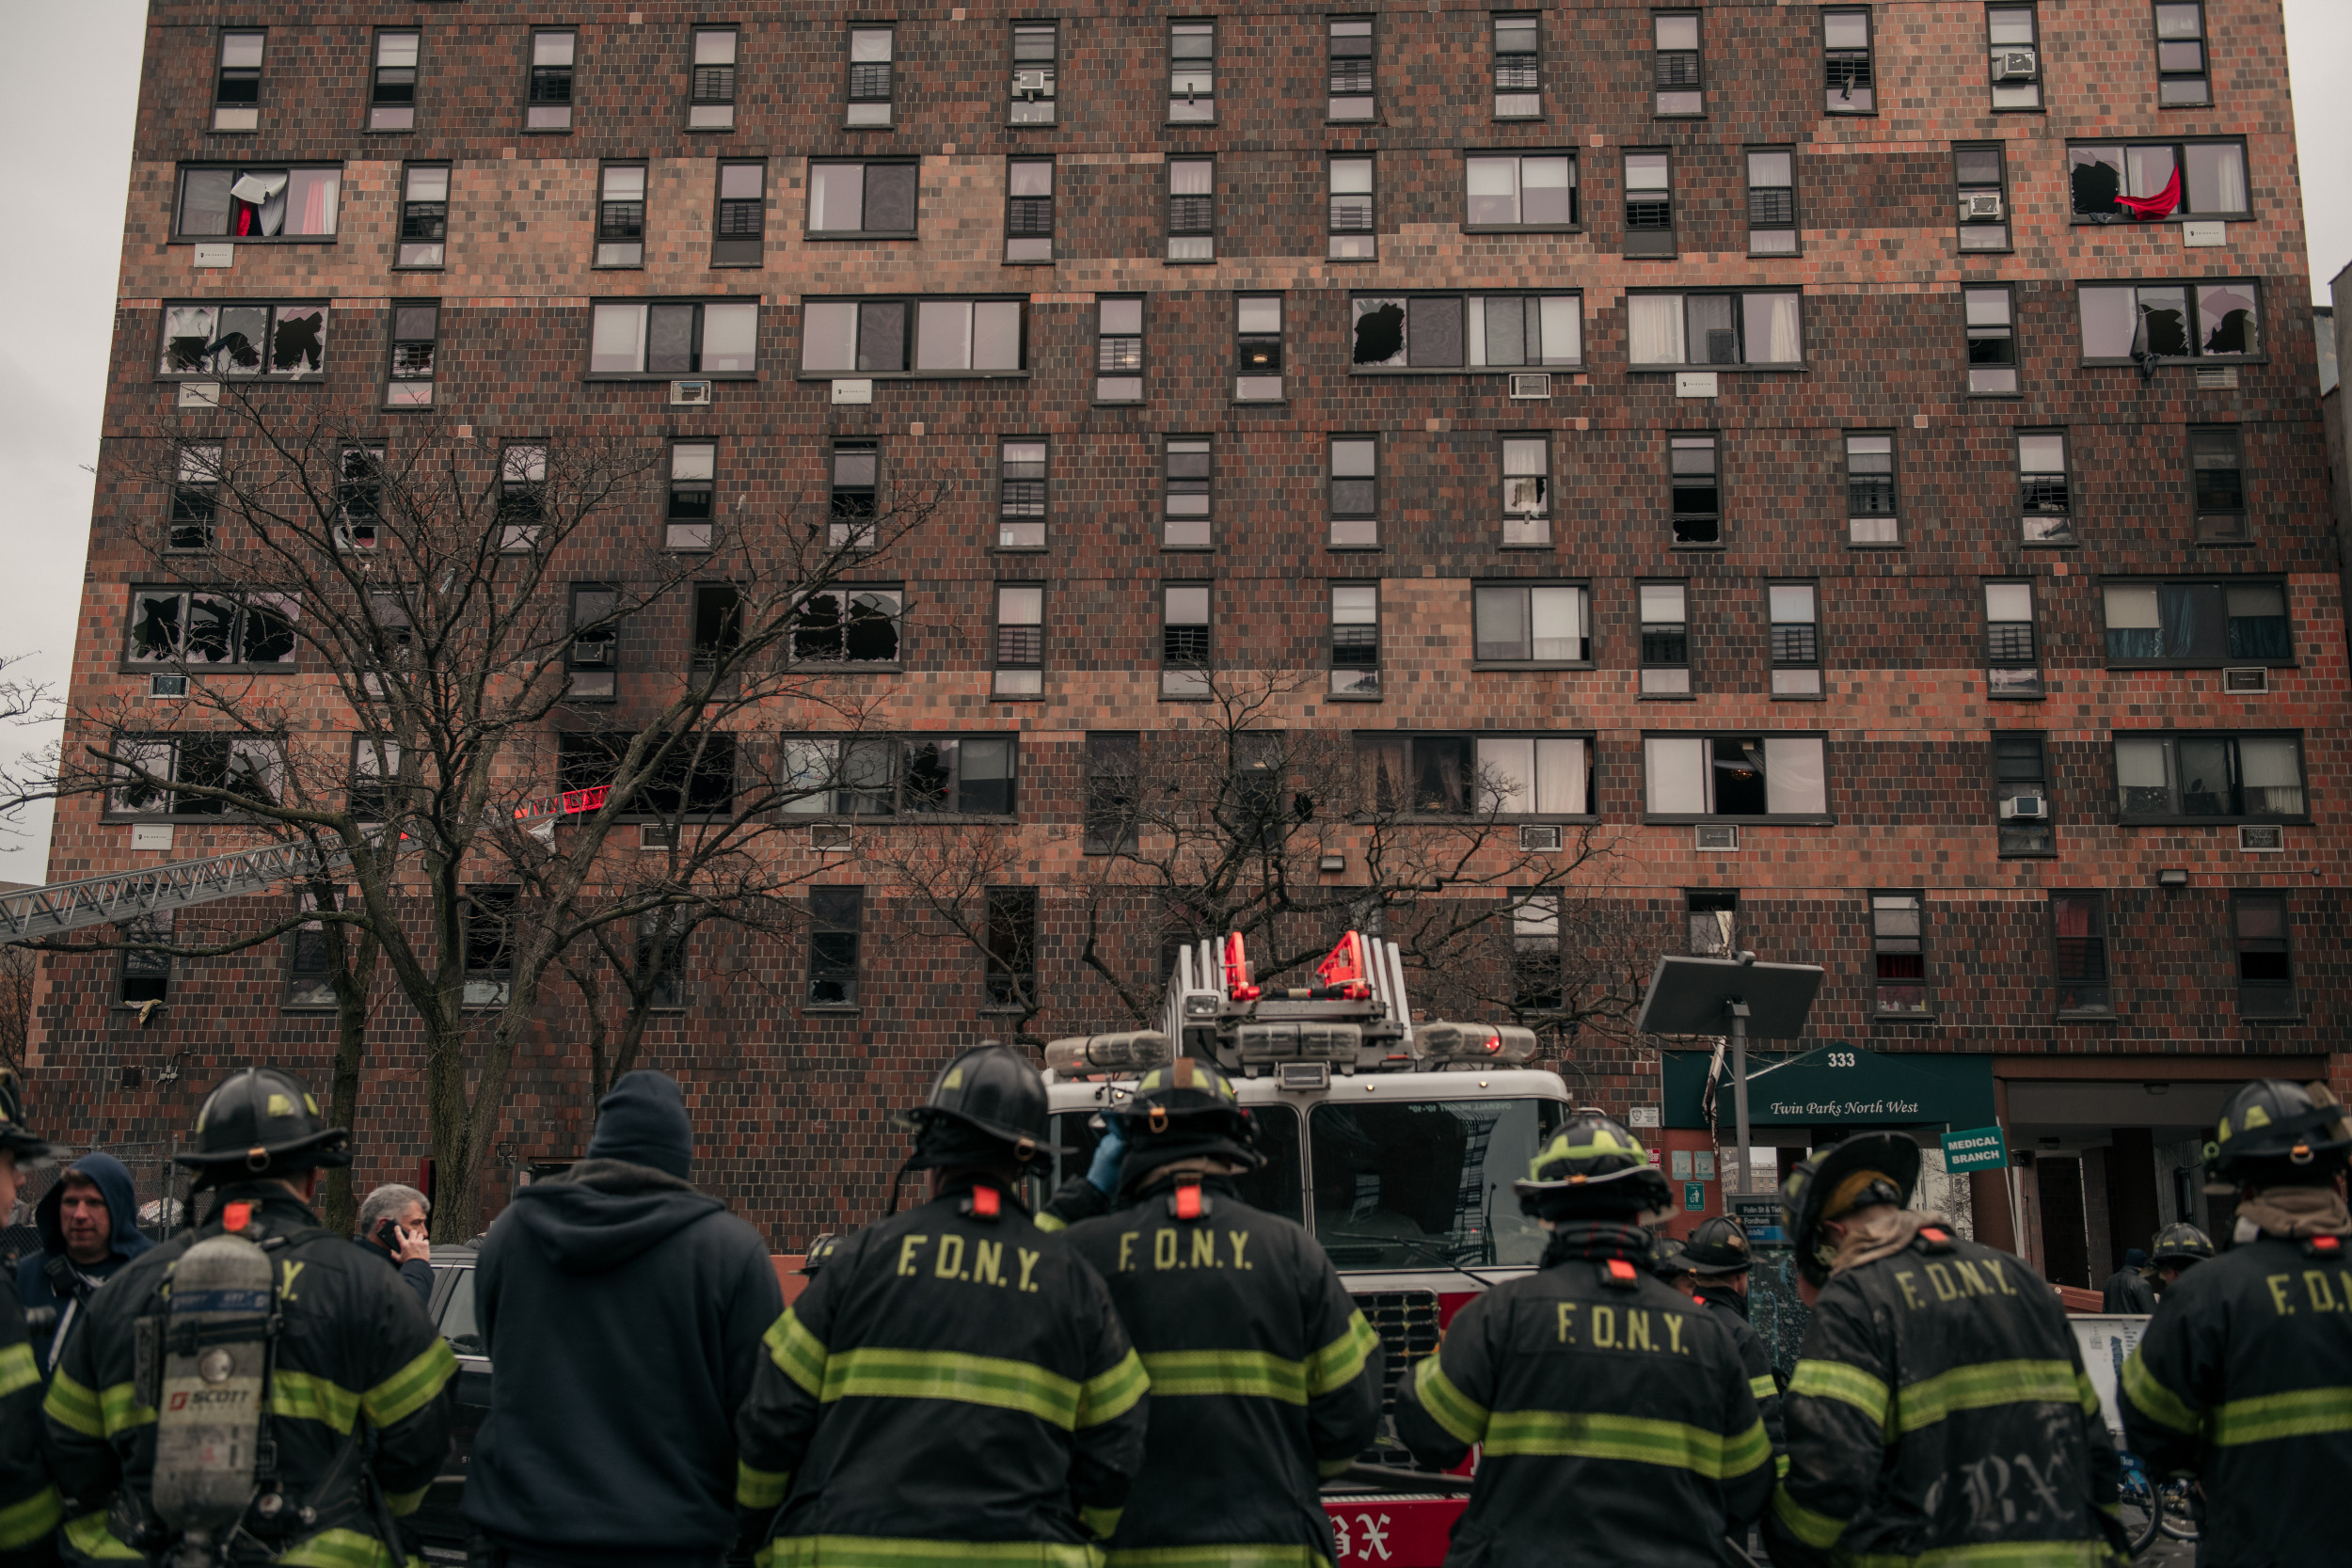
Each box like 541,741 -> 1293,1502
799,1233 -> 845,1275
1514,1113 -> 1673,1219
2206,1080 -> 2352,1182
897,1043 -> 1071,1167
2148,1222 -> 2214,1270
1112,1056 -> 1262,1190
176,1067 -> 351,1188
1782,1132 -> 1921,1288
1648,1234 -> 1695,1280
0,1069 -> 50,1163
1683,1213 -> 1756,1275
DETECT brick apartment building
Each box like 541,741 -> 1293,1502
22,0 -> 2346,1280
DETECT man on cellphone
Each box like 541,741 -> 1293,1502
357,1180 -> 437,1310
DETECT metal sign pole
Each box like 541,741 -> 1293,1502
1728,1002 -> 1752,1197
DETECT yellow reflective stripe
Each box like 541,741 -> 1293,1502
738,1458 -> 792,1509
1722,1417 -> 1773,1477
1411,1355 -> 1488,1447
1078,1504 -> 1123,1539
1788,1357 -> 1890,1427
1841,1544 -> 2115,1568
0,1484 -> 61,1551
42,1368 -> 102,1436
759,1537 -> 1106,1566
1316,1455 -> 1355,1479
1033,1213 -> 1068,1234
273,1369 -> 362,1433
384,1484 -> 430,1517
277,1528 -> 401,1568
1485,1410 -> 1769,1480
1306,1310 -> 1377,1397
2208,1386 -> 2352,1447
765,1308 -> 829,1399
0,1342 -> 38,1400
1775,1452 -> 1790,1479
1107,1550 -> 1328,1566
2121,1349 -> 2199,1434
62,1511 -> 143,1560
361,1338 -> 456,1430
98,1380 -> 155,1435
1895,1359 -> 2080,1435
2076,1370 -> 2101,1418
1750,1373 -> 1780,1402
1772,1483 -> 1849,1550
1078,1348 -> 1148,1428
1139,1349 -> 1303,1403
824,1347 -> 1086,1428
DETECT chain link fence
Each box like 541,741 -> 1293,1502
2,1142 -> 191,1272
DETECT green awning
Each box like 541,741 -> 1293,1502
1662,1045 -> 1995,1132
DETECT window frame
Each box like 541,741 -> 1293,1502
2016,428 -> 2074,544
1669,432 -> 1722,547
594,161 -> 648,268
214,29 -> 265,133
1161,582 -> 1213,699
993,582 -> 1045,698
712,159 -> 766,267
1356,731 -> 1598,821
1328,581 -> 1382,699
827,440 -> 880,551
1639,580 -> 1692,695
2153,2 -> 2211,108
1327,16 -> 1376,123
2188,425 -> 2249,541
667,439 -> 717,550
1985,4 -> 2043,113
119,915 -> 173,1006
1499,433 -> 1553,546
1491,13 -> 1542,119
385,300 -> 440,409
1234,293 -> 1284,402
1168,19 -> 1216,123
1005,156 -> 1056,264
995,436 -> 1049,550
1328,155 -> 1377,261
394,163 -> 450,269
2049,891 -> 2112,1019
167,444 -> 224,550
845,25 -> 896,126
1870,891 -> 1929,1017
1009,21 -> 1058,126
103,731 -> 289,821
283,890 -> 342,1010
1623,149 -> 1675,258
789,585 -> 905,670
1822,8 -> 1876,116
1964,284 -> 2021,396
806,885 -> 865,1007
1095,295 -> 1145,404
1164,436 -> 1212,549
1168,156 -> 1216,262
1994,731 -> 2055,857
2110,731 -> 2310,825
1983,578 -> 2042,697
1625,290 -> 1806,371
1954,142 -> 2013,254
1641,733 -> 1833,823
2232,890 -> 2296,1020
1744,148 -> 1798,257
1768,580 -> 1823,698
1083,733 -> 1142,855
526,28 -> 578,133
690,581 -> 742,670
982,886 -> 1041,1011
690,25 -> 739,131
797,295 -> 1030,380
805,158 -> 920,241
2075,277 -> 2263,366
1471,580 -> 1592,669
1845,431 -> 1899,546
172,164 -> 345,245
587,299 -> 760,380
2065,137 -> 2249,224
1347,291 -> 1585,374
1653,10 -> 1705,118
1328,435 -> 1379,548
368,29 -> 421,133
564,583 -> 621,703
123,587 -> 300,675
2097,576 -> 2293,670
156,300 -> 332,382
336,443 -> 384,549
1461,150 -> 1581,233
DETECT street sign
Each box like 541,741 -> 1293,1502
1683,1181 -> 1706,1212
1941,1124 -> 2010,1173
1729,1195 -> 1786,1244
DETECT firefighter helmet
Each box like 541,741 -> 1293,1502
0,1068 -> 50,1164
1513,1113 -> 1673,1218
2205,1080 -> 2352,1182
1682,1213 -> 1756,1275
897,1043 -> 1072,1165
799,1233 -> 845,1275
1110,1055 -> 1263,1187
1782,1132 -> 1922,1288
174,1067 -> 350,1188
2147,1222 -> 2215,1270
1648,1234 -> 1695,1280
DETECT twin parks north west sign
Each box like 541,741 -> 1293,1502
1661,1044 -> 1997,1133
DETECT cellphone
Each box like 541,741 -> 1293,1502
373,1218 -> 402,1249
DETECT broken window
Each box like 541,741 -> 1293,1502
2102,579 -> 2289,665
168,444 -> 223,550
177,166 -> 341,240
215,31 -> 264,132
1871,894 -> 1927,1014
596,164 -> 646,266
1670,435 -> 1721,545
286,890 -> 340,1008
1329,436 -> 1378,547
1964,286 -> 2019,394
1501,436 -> 1551,546
994,585 -> 1043,697
1169,21 -> 1215,122
555,731 -> 736,816
2114,732 -> 2305,820
107,733 -> 285,817
528,30 -> 575,130
1010,23 -> 1057,124
2154,3 -> 2210,107
1330,584 -> 1381,698
800,297 -> 1025,375
846,27 -> 894,125
1083,734 -> 1140,853
793,588 -> 903,665
1168,158 -> 1215,261
1955,144 -> 2010,252
2188,427 -> 2248,541
1006,159 -> 1055,263
1329,157 -> 1376,260
707,161 -> 763,266
667,441 -> 716,549
371,31 -> 420,131
1846,434 -> 1897,545
2068,140 -> 2246,220
1165,438 -> 1211,547
396,165 -> 449,267
498,443 -> 548,551
1769,583 -> 1821,696
984,887 -> 1039,1008
828,441 -> 879,549
1644,736 -> 1826,818
1328,18 -> 1375,120
2050,893 -> 2110,1015
1350,293 -> 1581,370
2078,279 -> 2258,362
566,584 -> 619,702
121,915 -> 173,1006
589,300 -> 759,375
1511,895 -> 1564,1012
808,887 -> 863,1005
2233,892 -> 2293,1018
2017,431 -> 2071,543
1096,296 -> 1144,403
159,302 -> 328,380
1162,584 -> 1211,698
1639,582 -> 1692,694
336,445 -> 383,550
462,887 -> 516,1006
1358,734 -> 1590,817
1823,8 -> 1874,114
1746,150 -> 1797,256
1654,13 -> 1703,116
1235,294 -> 1283,401
691,582 -> 741,668
808,160 -> 917,237
998,439 -> 1046,548
1628,292 -> 1803,367
1473,583 -> 1588,663
691,27 -> 739,129
1624,150 -> 1675,258
1984,580 -> 2041,697
1683,891 -> 1739,958
1994,734 -> 2053,855
1493,14 -> 1541,118
901,736 -> 1019,815
1465,153 -> 1577,229
385,302 -> 438,408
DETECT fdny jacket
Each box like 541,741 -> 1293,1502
1,1268 -> 61,1568
1692,1281 -> 1787,1478
41,1185 -> 455,1568
2120,1231 -> 2352,1568
1060,1174 -> 1382,1565
735,1175 -> 1149,1566
1766,1228 -> 2122,1568
1393,1224 -> 1772,1567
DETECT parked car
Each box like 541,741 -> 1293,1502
414,1243 -> 487,1562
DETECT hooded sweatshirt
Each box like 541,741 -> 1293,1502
13,1151 -> 153,1376
462,1080 -> 781,1568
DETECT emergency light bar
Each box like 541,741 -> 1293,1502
1044,1030 -> 1175,1079
1414,1020 -> 1540,1065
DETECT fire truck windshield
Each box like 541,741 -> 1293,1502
1045,1106 -> 1307,1221
1309,1099 -> 1566,1270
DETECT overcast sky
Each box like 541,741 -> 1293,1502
0,3 -> 2344,883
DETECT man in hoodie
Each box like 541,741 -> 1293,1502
462,1071 -> 781,1568
12,1151 -> 151,1378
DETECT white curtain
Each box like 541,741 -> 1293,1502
1535,737 -> 1586,814
1764,737 -> 1826,815
1645,737 -> 1708,814
1744,293 -> 1803,362
1629,295 -> 1684,365
589,304 -> 645,372
1530,587 -> 1581,658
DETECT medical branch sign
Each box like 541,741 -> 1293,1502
1940,1125 -> 2010,1173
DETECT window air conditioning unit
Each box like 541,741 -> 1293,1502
641,823 -> 677,850
1994,49 -> 2038,80
2195,366 -> 2239,390
2000,794 -> 2048,820
810,822 -> 853,853
572,641 -> 611,666
1518,824 -> 1563,852
2238,824 -> 2285,853
1694,824 -> 1739,851
149,673 -> 188,699
669,379 -> 713,406
1014,70 -> 1051,94
2223,667 -> 2269,694
1961,193 -> 2005,221
1508,372 -> 1552,400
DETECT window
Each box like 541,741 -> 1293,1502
1097,296 -> 1144,402
1079,734 -> 1142,855
1847,434 -> 1897,545
1871,894 -> 1927,1014
2114,733 -> 2305,821
1493,15 -> 1541,118
463,887 -> 516,1006
1640,583 -> 1691,695
1165,439 -> 1211,547
1329,158 -> 1376,260
1465,153 -> 1577,230
1624,150 -> 1674,258
1009,24 -> 1057,124
396,165 -> 449,267
176,166 -> 342,240
121,917 -> 172,1006
1955,144 -> 2010,252
369,31 -> 420,131
2078,281 -> 2259,363
1330,584 -> 1380,697
1169,21 -> 1215,121
998,439 -> 1047,547
107,734 -> 283,817
1500,436 -> 1550,545
713,161 -> 765,266
1670,436 -> 1720,546
2233,893 -> 2293,1018
1770,583 -> 1821,696
1644,736 -> 1827,818
995,585 -> 1043,697
792,588 -> 902,665
567,584 -> 619,701
808,161 -> 918,238
847,28 -> 894,125
691,27 -> 739,129
2102,580 -> 2289,665
1687,891 -> 1738,957
636,911 -> 688,1011
168,445 -> 223,549
829,442 -> 878,549
351,736 -> 402,823
336,445 -> 383,550
903,737 -> 1019,815
595,166 -> 645,267
1006,160 -> 1054,262
1965,287 -> 2019,394
286,892 -> 339,1009
529,30 -> 576,131
1329,436 -> 1378,547
667,442 -> 716,549
499,444 -> 547,551
1236,295 -> 1283,400
1823,8 -> 1874,113
800,298 -> 1026,376
808,887 -> 863,1006
1474,583 -> 1588,664
159,302 -> 328,380
1630,293 -> 1804,369
1168,158 -> 1216,261
1162,585 -> 1211,698
691,583 -> 740,669
555,732 -> 739,816
2069,140 -> 2247,221
215,30 -> 264,132
1359,734 -> 1591,816
1510,895 -> 1563,1011
2017,432 -> 2071,543
2154,4 -> 2210,107
2189,427 -> 2247,541
1746,150 -> 1797,255
1654,13 -> 1702,116
1994,734 -> 2053,855
1350,293 -> 1582,371
1328,18 -> 1375,120
984,888 -> 1040,1008
590,301 -> 759,376
1985,581 -> 2041,696
2050,894 -> 2109,1016
1986,5 -> 2041,111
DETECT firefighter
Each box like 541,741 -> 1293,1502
1393,1113 -> 1772,1565
2120,1079 -> 2352,1567
2142,1221 -> 2213,1297
1,1069 -> 60,1568
1766,1132 -> 2124,1568
1682,1214 -> 1788,1477
735,1043 -> 1149,1564
1057,1056 -> 1383,1563
41,1068 -> 454,1568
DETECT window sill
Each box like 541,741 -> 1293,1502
1998,850 -> 2060,861
1643,815 -> 1836,827
1629,363 -> 1808,374
119,665 -> 295,678
1771,690 -> 1828,703
2104,660 -> 2296,672
1873,1011 -> 1937,1023
803,1005 -> 863,1016
1847,540 -> 1904,551
521,126 -> 575,135
1324,253 -> 1381,263
1967,389 -> 2026,400
1637,691 -> 1696,701
2055,1011 -> 2119,1023
1460,224 -> 1584,236
989,543 -> 1050,553
168,236 -> 342,248
1350,365 -> 1585,378
588,372 -> 760,384
805,230 -> 918,243
796,371 -> 1030,382
990,689 -> 1045,703
790,663 -> 905,674
2068,213 -> 2250,228
2115,816 -> 2311,829
389,262 -> 446,272
1671,542 -> 1725,552
591,261 -> 646,271
1230,399 -> 1287,408
2081,356 -> 2266,370
709,259 -> 764,270
2195,533 -> 2255,547
1093,399 -> 1147,408
1471,662 -> 1596,673
1988,689 -> 2047,701
280,1004 -> 341,1015
155,376 -> 326,388
1327,690 -> 1384,703
2020,534 -> 2078,548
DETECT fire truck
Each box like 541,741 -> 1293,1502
1038,931 -> 1573,1568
